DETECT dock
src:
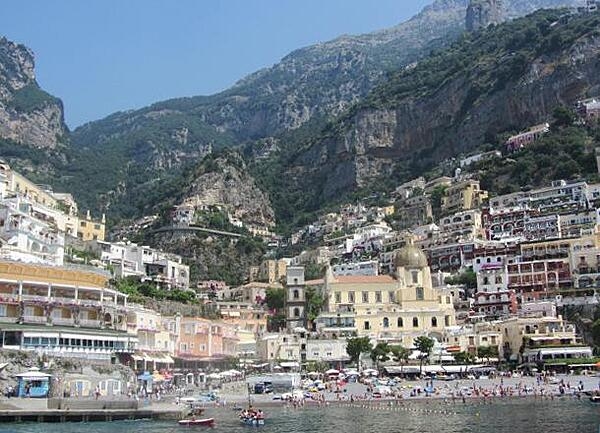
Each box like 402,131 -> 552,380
0,398 -> 186,423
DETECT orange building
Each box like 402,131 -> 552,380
176,317 -> 239,361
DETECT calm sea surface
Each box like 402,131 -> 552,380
0,399 -> 598,433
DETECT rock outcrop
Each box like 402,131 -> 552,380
0,37 -> 67,148
180,153 -> 275,229
466,0 -> 504,31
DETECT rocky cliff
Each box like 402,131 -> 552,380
178,152 -> 275,229
466,0 -> 504,31
0,37 -> 66,148
264,9 -> 600,220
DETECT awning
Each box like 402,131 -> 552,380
279,361 -> 300,368
131,354 -> 144,361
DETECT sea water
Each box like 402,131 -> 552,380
0,398 -> 598,433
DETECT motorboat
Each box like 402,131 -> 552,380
590,395 -> 600,403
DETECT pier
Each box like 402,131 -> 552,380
0,398 -> 186,423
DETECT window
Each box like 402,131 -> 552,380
362,291 -> 369,303
348,291 -> 355,303
397,317 -> 403,327
446,296 -> 451,304
431,317 -> 438,327
80,221 -> 86,227
412,317 -> 419,328
416,287 -> 424,301
364,321 -> 370,330
335,292 -> 341,303
495,276 -> 503,284
94,224 -> 101,230
0,304 -> 7,317
483,276 -> 489,285
375,291 -> 382,303
293,307 -> 300,317
383,317 -> 389,328
388,291 -> 395,303
293,290 -> 299,299
411,271 -> 419,284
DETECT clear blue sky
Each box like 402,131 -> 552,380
1,0 -> 431,129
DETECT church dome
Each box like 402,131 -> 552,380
395,245 -> 428,269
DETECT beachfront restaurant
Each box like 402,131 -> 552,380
15,369 -> 51,397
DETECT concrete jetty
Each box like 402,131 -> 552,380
0,398 -> 186,423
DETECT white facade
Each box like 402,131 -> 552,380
332,260 -> 379,277
96,241 -> 190,289
0,198 -> 65,265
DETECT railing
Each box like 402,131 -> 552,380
79,319 -> 102,328
23,315 -> 47,324
52,317 -> 75,326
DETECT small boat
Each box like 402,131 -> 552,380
240,417 -> 265,426
178,418 -> 215,426
590,395 -> 600,403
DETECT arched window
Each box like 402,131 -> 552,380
293,290 -> 299,299
383,317 -> 389,328
431,317 -> 438,327
397,317 -> 403,328
293,307 -> 300,317
412,317 -> 419,328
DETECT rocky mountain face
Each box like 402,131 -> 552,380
271,9 -> 600,215
466,0 -> 504,31
0,37 -> 66,149
178,152 -> 275,229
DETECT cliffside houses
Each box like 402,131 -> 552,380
505,123 -> 549,152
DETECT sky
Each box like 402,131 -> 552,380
0,0 -> 431,129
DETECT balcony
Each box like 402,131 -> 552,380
79,319 -> 102,328
23,315 -> 47,324
52,317 -> 75,326
0,316 -> 18,323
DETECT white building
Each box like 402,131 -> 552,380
0,198 -> 65,265
94,241 -> 190,290
332,260 -> 379,277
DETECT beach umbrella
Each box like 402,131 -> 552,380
325,369 -> 339,375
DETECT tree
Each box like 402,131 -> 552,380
414,336 -> 435,374
304,263 -> 324,281
390,345 -> 410,364
305,286 -> 324,324
454,351 -> 476,365
552,105 -> 575,129
265,288 -> 285,312
477,345 -> 499,363
370,342 -> 391,370
346,337 -> 372,366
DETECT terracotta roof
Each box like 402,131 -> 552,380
305,279 -> 324,285
332,275 -> 396,284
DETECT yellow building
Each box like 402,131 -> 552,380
441,180 -> 488,215
257,259 -> 288,284
317,245 -> 455,347
0,161 -> 58,209
78,210 -> 106,241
